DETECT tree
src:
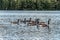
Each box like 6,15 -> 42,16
56,1 -> 60,10
2,0 -> 9,10
8,0 -> 16,10
20,0 -> 36,10
37,1 -> 50,10
0,0 -> 3,9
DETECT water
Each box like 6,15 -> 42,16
0,11 -> 60,40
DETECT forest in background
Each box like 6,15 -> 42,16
0,0 -> 60,10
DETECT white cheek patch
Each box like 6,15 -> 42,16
39,25 -> 42,27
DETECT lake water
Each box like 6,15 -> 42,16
0,11 -> 60,40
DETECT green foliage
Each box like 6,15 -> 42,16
7,0 -> 16,10
0,0 -> 60,10
37,1 -> 50,10
56,2 -> 60,10
20,1 -> 36,10
0,0 -> 3,9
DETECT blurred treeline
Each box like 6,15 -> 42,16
0,0 -> 60,10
